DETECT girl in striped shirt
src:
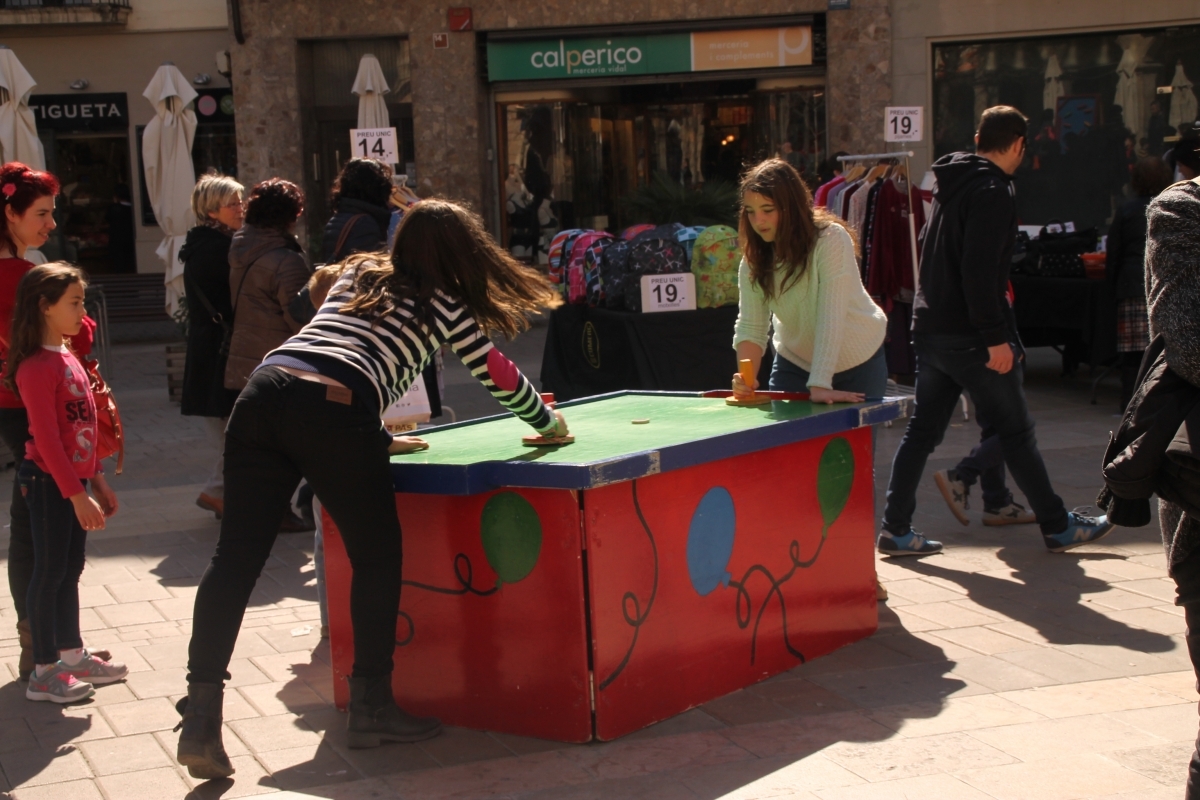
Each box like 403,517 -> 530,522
177,200 -> 566,779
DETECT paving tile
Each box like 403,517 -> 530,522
1130,670 -> 1196,702
996,645 -> 1125,683
969,712 -> 1171,762
814,772 -> 996,800
104,581 -> 173,604
0,718 -> 39,754
230,713 -> 322,753
8,777 -> 103,800
882,579 -> 967,605
900,601 -> 1006,629
807,661 -> 986,708
949,654 -> 1060,691
516,772 -> 701,800
745,677 -> 860,716
867,693 -> 1046,738
94,766 -> 190,800
98,697 -> 180,735
26,705 -> 116,747
133,638 -> 190,670
179,754 -> 280,797
716,711 -> 894,760
559,730 -> 753,782
0,745 -> 92,787
381,750 -> 593,799
1105,740 -> 1194,787
997,677 -> 1187,719
416,725 -> 518,768
824,730 -> 1017,782
256,741 -> 357,791
683,751 -> 863,798
77,732 -> 171,776
124,666 -> 186,700
956,752 -> 1161,800
238,679 -> 328,717
927,626 -> 1035,655
699,688 -> 794,726
332,738 -> 439,777
616,708 -> 726,742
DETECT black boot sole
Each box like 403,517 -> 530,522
178,746 -> 236,780
347,722 -> 443,748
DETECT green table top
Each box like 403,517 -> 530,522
388,391 -> 907,495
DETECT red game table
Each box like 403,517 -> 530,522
321,391 -> 907,742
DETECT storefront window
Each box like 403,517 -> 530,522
932,26 -> 1200,231
48,133 -> 134,273
499,80 -> 825,261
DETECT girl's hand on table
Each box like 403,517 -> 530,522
389,435 -> 430,455
809,386 -> 865,405
731,372 -> 758,399
91,474 -> 119,517
71,492 -> 107,530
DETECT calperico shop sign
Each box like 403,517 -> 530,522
29,93 -> 129,133
487,26 -> 812,82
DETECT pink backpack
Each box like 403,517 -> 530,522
547,228 -> 584,293
566,232 -> 614,304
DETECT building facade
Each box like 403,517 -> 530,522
3,0 -> 231,274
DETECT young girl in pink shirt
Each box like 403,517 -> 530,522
5,263 -> 126,703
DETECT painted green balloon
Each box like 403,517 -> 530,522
480,492 -> 542,585
817,437 -> 855,530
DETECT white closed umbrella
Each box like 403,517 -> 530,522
0,45 -> 45,169
141,63 -> 197,315
1169,61 -> 1198,129
352,54 -> 390,130
1043,54 -> 1064,117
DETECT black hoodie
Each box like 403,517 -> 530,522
912,152 -> 1017,347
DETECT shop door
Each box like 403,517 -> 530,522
43,132 -> 136,274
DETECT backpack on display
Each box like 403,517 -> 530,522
619,223 -> 656,241
1024,221 -> 1097,279
566,231 -> 613,305
675,226 -> 707,262
691,225 -> 742,309
579,233 -> 616,307
600,239 -> 634,309
624,224 -> 689,312
547,228 -> 585,294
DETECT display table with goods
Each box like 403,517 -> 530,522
319,390 -> 907,742
540,222 -> 754,401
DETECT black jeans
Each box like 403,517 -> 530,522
883,334 -> 1069,537
187,367 -> 401,684
1173,547 -> 1200,799
954,404 -> 1014,511
19,463 -> 86,664
0,407 -> 33,622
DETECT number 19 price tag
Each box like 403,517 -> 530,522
884,107 -> 923,143
641,273 -> 696,313
350,127 -> 399,165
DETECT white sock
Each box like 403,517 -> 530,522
59,648 -> 86,666
35,663 -> 55,677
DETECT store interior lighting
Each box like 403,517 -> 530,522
69,79 -> 89,90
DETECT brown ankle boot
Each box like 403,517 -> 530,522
16,620 -> 32,682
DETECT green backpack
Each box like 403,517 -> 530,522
691,225 -> 742,309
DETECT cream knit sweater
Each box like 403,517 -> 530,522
733,222 -> 888,389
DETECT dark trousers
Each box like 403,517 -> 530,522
187,367 -> 402,684
1172,548 -> 1200,799
19,463 -> 86,664
883,334 -> 1068,537
954,405 -> 1014,510
0,407 -> 32,622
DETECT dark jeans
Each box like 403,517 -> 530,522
187,367 -> 402,684
0,407 -> 32,622
1172,547 -> 1200,799
19,463 -> 86,665
954,404 -> 1014,510
768,345 -> 888,397
883,334 -> 1068,536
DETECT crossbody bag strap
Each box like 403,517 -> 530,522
332,213 -> 368,262
186,277 -> 229,332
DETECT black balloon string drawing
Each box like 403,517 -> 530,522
598,479 -> 659,691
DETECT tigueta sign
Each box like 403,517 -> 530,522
487,27 -> 812,82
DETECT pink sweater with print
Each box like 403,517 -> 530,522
16,346 -> 98,498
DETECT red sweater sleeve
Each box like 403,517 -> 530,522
17,356 -> 88,498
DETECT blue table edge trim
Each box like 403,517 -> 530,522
390,391 -> 910,495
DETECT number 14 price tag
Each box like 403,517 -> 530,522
640,273 -> 697,313
350,127 -> 399,165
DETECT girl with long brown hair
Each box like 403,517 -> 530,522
5,263 -> 126,704
732,158 -> 887,403
177,199 -> 567,779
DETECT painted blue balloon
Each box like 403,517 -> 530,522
687,487 -> 736,596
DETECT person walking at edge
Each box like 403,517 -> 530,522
878,105 -> 1113,556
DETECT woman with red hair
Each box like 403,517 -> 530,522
0,162 -> 97,681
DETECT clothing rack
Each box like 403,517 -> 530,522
838,151 -> 919,289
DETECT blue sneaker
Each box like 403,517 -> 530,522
1043,510 -> 1115,552
877,529 -> 943,557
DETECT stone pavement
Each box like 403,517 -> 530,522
0,335 -> 1192,800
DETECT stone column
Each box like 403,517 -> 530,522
826,0 -> 893,156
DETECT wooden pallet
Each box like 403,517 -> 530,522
166,342 -> 186,403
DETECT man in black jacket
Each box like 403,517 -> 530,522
879,106 -> 1114,556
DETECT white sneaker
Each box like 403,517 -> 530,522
26,662 -> 95,704
61,649 -> 128,685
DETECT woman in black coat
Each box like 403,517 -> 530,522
321,158 -> 393,264
1108,156 -> 1173,411
180,172 -> 245,518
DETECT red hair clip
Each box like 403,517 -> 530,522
1,184 -> 15,198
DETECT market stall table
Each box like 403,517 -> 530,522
321,391 -> 907,742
